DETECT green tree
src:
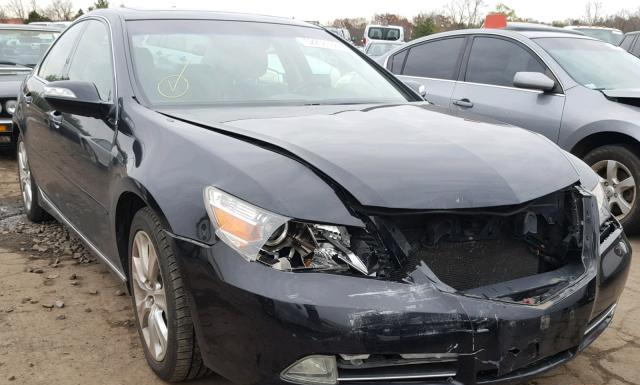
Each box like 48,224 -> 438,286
74,8 -> 84,19
26,10 -> 51,23
412,13 -> 438,39
88,0 -> 109,10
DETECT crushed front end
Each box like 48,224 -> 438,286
172,185 -> 631,385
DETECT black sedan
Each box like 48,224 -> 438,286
0,24 -> 61,149
13,8 -> 631,385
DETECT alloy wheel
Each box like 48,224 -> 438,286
17,141 -> 32,211
131,230 -> 168,362
592,159 -> 636,220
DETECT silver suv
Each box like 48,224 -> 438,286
381,29 -> 640,232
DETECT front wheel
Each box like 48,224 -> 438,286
584,144 -> 640,233
128,207 -> 210,382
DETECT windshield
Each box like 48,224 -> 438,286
0,29 -> 60,67
127,20 -> 408,107
571,28 -> 623,45
367,27 -> 401,41
537,37 -> 640,90
366,42 -> 403,57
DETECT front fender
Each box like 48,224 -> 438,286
115,102 -> 363,244
560,119 -> 640,152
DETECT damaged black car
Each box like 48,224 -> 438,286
13,8 -> 631,385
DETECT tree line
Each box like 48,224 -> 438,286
0,0 -> 108,23
331,1 -> 640,43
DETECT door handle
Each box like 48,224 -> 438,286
453,98 -> 474,108
23,92 -> 32,105
47,110 -> 63,128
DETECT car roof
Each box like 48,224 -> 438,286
566,25 -> 621,31
404,28 -> 596,46
0,23 -> 64,32
88,7 -> 318,28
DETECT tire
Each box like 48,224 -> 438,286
584,144 -> 640,234
128,207 -> 210,382
16,134 -> 51,222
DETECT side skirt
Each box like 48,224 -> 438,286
39,189 -> 127,282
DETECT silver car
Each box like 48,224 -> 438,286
380,29 -> 640,232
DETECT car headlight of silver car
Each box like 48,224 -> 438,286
4,100 -> 17,115
204,186 -> 369,273
591,181 -> 612,225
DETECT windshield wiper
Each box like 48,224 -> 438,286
0,61 -> 31,68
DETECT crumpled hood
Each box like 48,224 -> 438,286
161,103 -> 580,209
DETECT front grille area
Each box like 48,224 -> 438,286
368,187 -> 586,301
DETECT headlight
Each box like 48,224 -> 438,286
203,186 -> 289,262
592,181 -> 612,225
5,100 -> 17,115
203,186 -> 368,273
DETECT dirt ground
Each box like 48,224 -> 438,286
1,150 -> 639,385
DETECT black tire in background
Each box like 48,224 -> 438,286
584,144 -> 640,234
128,207 -> 210,382
16,134 -> 51,222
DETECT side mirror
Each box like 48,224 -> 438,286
43,80 -> 113,119
513,72 -> 555,92
404,80 -> 427,98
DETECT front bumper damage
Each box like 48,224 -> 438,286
170,191 -> 631,385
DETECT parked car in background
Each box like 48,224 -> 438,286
362,24 -> 404,47
619,31 -> 640,57
564,25 -> 623,45
29,21 -> 72,29
325,26 -> 352,43
381,28 -> 640,232
14,8 -> 629,385
0,24 -> 61,150
365,40 -> 404,57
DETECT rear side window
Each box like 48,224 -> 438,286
38,22 -> 83,81
402,38 -> 465,80
465,37 -> 546,87
620,35 -> 635,51
388,50 -> 407,72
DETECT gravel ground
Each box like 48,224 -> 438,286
0,151 -> 638,385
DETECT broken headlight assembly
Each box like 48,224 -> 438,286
203,187 -> 368,274
591,181 -> 612,225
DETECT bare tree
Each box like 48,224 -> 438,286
44,0 -> 74,20
6,0 -> 27,19
584,1 -> 603,25
444,0 -> 486,28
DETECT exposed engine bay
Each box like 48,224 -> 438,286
257,187 -> 587,303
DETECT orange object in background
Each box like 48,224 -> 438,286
0,124 -> 10,132
485,13 -> 507,28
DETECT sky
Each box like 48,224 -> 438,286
65,0 -> 640,23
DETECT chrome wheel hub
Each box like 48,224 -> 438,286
17,141 -> 32,211
592,160 -> 636,220
131,231 -> 168,361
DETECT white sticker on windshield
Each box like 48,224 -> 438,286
297,37 -> 348,51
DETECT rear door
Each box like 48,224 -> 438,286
388,37 -> 467,108
450,36 -> 565,141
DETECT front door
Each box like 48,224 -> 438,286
451,36 -> 565,142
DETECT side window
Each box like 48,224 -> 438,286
402,38 -> 466,80
631,39 -> 640,58
38,22 -> 84,81
620,35 -> 635,51
465,37 -> 546,87
67,20 -> 114,102
388,50 -> 407,73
